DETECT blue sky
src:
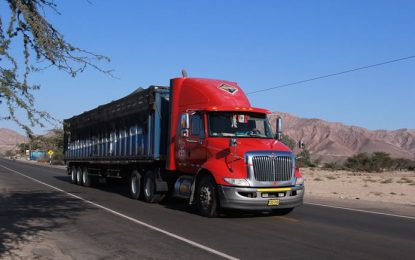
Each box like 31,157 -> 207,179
1,0 -> 414,134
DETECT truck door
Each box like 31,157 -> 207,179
177,111 -> 207,173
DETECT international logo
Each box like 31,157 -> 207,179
218,83 -> 238,95
269,153 -> 277,159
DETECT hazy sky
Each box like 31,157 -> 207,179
1,0 -> 414,134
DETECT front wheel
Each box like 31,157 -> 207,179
129,170 -> 142,200
196,175 -> 220,218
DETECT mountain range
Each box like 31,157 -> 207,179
0,128 -> 27,155
269,112 -> 415,162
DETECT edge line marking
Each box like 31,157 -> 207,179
305,202 -> 415,220
0,164 -> 239,260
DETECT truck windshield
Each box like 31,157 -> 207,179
208,112 -> 273,138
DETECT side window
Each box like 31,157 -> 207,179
191,112 -> 205,138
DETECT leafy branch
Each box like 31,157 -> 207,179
1,0 -> 112,137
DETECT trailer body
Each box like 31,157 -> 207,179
64,77 -> 304,217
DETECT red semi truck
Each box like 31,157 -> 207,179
64,74 -> 304,217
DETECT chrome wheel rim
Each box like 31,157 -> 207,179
199,185 -> 212,209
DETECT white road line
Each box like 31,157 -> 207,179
305,202 -> 415,220
0,164 -> 239,260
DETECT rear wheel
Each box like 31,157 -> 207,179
82,167 -> 92,187
70,166 -> 77,184
129,170 -> 142,200
196,175 -> 219,218
76,166 -> 82,185
143,171 -> 163,203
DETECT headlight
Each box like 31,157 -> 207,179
295,177 -> 304,186
223,178 -> 250,187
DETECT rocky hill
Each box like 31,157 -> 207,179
0,128 -> 26,155
269,112 -> 415,162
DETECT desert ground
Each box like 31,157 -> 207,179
302,168 -> 415,206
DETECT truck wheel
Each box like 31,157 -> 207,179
76,166 -> 83,185
143,171 -> 163,203
71,166 -> 77,184
129,171 -> 142,200
82,167 -> 92,187
196,175 -> 219,218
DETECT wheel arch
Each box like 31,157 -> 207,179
189,168 -> 215,205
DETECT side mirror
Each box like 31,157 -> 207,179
298,139 -> 305,149
275,116 -> 282,140
180,113 -> 190,137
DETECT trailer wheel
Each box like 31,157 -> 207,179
70,166 -> 77,184
76,166 -> 83,185
129,170 -> 142,200
82,167 -> 92,187
196,175 -> 219,218
143,171 -> 163,203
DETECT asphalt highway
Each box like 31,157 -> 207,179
1,158 -> 414,259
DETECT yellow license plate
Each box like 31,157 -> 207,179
267,199 -> 280,206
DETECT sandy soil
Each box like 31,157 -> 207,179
302,168 -> 415,206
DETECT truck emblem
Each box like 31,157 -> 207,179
269,153 -> 277,159
218,83 -> 238,95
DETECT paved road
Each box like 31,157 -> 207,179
1,158 -> 414,259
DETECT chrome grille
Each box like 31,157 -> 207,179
252,155 -> 293,182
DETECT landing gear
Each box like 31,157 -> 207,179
196,175 -> 219,218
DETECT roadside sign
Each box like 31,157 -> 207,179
48,150 -> 54,156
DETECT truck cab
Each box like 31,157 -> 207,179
168,77 -> 304,217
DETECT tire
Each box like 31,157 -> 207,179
272,208 -> 294,216
81,167 -> 92,187
70,166 -> 77,184
76,166 -> 83,185
143,171 -> 163,203
196,175 -> 220,218
129,170 -> 142,200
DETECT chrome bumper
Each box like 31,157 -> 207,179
218,185 -> 304,211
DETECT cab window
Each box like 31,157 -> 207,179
191,112 -> 205,138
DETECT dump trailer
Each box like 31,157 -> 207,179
64,75 -> 304,217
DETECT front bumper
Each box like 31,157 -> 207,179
218,185 -> 304,211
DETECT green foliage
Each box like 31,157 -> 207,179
297,149 -> 317,167
323,162 -> 345,171
19,128 -> 64,164
280,134 -> 296,150
4,149 -> 16,156
1,0 -> 112,136
340,152 -> 415,172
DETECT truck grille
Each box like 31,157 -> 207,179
252,155 -> 293,182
